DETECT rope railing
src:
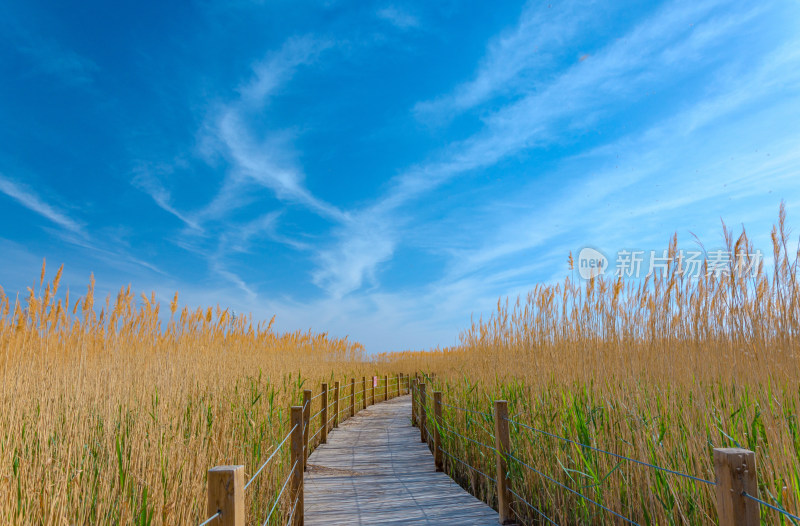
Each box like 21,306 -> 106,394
244,424 -> 297,490
504,417 -> 716,486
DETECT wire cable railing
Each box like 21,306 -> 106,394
260,458 -> 299,526
244,424 -> 297,490
504,417 -> 716,486
441,401 -> 493,420
438,446 -> 496,484
742,491 -> 800,523
439,421 -> 496,452
309,422 -> 324,444
198,511 -> 220,526
506,450 -> 640,525
508,487 -> 558,526
439,401 -> 496,439
285,490 -> 301,526
198,375 -> 407,525
409,378 -> 719,525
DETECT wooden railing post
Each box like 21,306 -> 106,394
362,376 -> 367,410
321,383 -> 328,444
333,381 -> 340,428
433,391 -> 443,472
290,406 -> 304,526
399,373 -> 404,395
411,379 -> 418,427
207,465 -> 244,526
384,375 -> 389,401
494,400 -> 513,524
714,448 -> 759,525
350,378 -> 355,418
303,389 -> 311,471
371,377 -> 375,406
418,383 -> 427,443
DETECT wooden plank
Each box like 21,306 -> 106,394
304,395 -> 500,525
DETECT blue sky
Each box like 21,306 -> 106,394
1,0 -> 799,352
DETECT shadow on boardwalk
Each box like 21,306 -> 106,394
304,395 -> 500,525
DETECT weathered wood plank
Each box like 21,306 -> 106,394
304,395 -> 500,525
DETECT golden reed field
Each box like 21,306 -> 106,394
1,206 -> 799,525
386,207 -> 800,524
0,272 -> 383,524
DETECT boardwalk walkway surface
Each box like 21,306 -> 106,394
304,394 -> 500,525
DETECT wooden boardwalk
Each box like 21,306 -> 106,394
304,395 -> 500,525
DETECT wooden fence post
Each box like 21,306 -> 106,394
419,383 -> 427,443
321,383 -> 328,444
399,373 -> 404,395
384,375 -> 389,401
371,377 -> 375,406
494,400 -> 513,524
714,448 -> 759,525
207,465 -> 244,526
303,389 -> 311,471
350,378 -> 355,418
362,377 -> 367,410
333,381 -> 340,428
411,379 -> 418,427
290,406 -> 304,526
433,391 -> 443,472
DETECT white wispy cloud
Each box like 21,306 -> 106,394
377,6 -> 420,30
312,211 -> 396,298
438,39 -> 800,281
132,165 -> 203,231
0,174 -> 85,235
239,35 -> 332,106
414,0 -> 594,121
308,0 -> 786,300
197,35 -> 346,223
